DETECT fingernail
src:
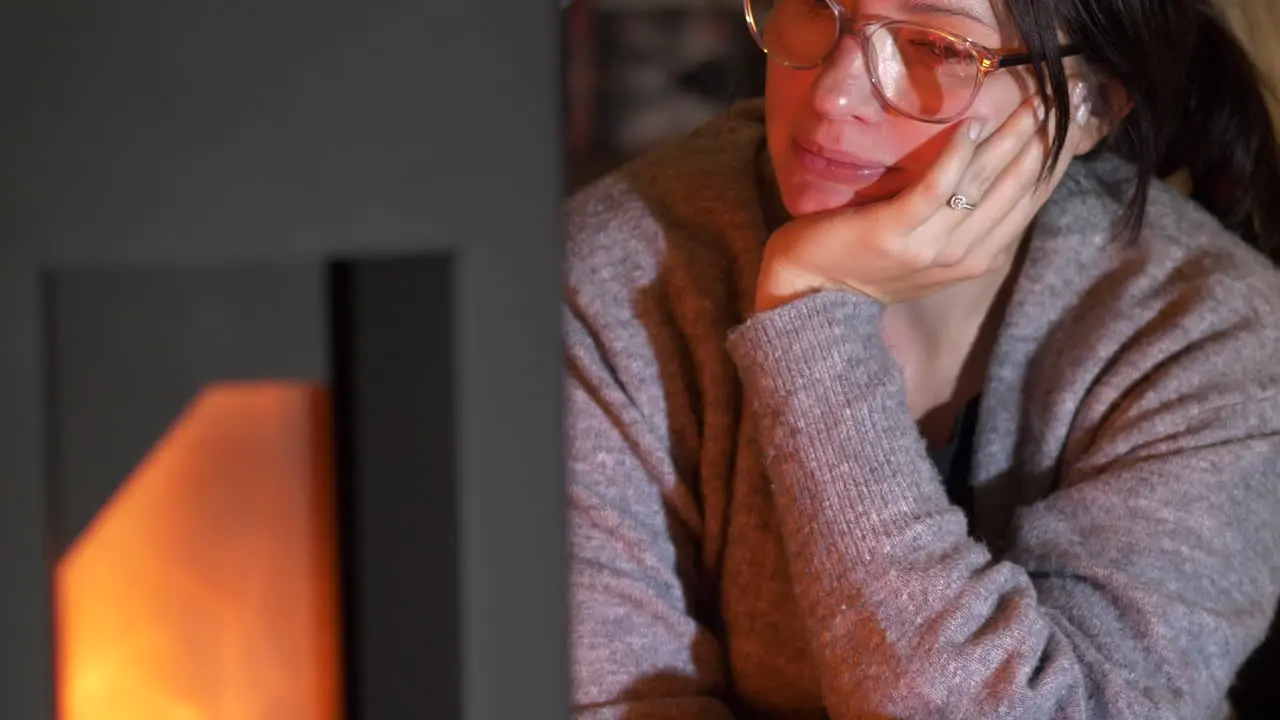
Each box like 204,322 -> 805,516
1070,81 -> 1092,126
1074,99 -> 1092,126
1034,97 -> 1047,122
1070,81 -> 1088,110
968,119 -> 984,141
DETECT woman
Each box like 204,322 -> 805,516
564,0 -> 1280,717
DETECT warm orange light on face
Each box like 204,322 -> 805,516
54,382 -> 342,720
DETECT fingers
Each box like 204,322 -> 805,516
963,78 -> 1093,229
962,99 -> 1090,273
973,123 -> 1081,268
899,91 -> 1047,236
903,95 -> 1051,266
959,105 -> 1058,230
965,83 -> 1089,244
894,117 -> 983,231
904,79 -> 1091,276
954,93 -> 1049,217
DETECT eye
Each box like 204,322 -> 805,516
907,37 -> 968,63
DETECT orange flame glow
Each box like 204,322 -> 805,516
55,383 -> 342,720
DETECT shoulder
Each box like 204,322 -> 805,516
563,99 -> 772,354
1042,153 -> 1280,323
562,101 -> 773,477
565,99 -> 769,283
1019,152 -> 1280,361
1020,153 -> 1280,463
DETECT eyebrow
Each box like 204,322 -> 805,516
897,0 -> 997,31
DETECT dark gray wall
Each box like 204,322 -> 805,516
0,2 -> 564,718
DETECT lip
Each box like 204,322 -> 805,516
791,139 -> 894,185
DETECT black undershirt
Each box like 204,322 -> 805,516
925,395 -> 981,528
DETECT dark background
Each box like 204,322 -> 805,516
562,0 -> 765,192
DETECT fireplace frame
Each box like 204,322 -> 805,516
0,2 -> 566,718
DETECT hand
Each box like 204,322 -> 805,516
755,88 -> 1087,312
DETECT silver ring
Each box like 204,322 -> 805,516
948,194 -> 977,211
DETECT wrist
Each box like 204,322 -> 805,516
754,263 -> 826,314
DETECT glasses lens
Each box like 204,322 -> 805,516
867,24 -> 981,120
746,0 -> 838,68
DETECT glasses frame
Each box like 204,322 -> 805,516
743,0 -> 1083,124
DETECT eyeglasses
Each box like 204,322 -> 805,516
744,0 -> 1082,124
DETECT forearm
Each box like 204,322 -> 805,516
725,290 -> 1266,719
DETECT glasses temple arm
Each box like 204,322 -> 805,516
996,43 -> 1084,69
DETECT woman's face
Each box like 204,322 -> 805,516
766,0 -> 1038,217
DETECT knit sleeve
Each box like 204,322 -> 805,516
561,164 -> 744,718
565,300 -> 736,720
725,289 -> 1280,720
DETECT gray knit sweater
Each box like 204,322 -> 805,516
564,99 -> 1280,719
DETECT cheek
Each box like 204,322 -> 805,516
965,74 -> 1035,135
888,82 -> 1030,172
764,68 -> 807,149
761,67 -> 1035,216
881,124 -> 952,173
764,63 -> 951,174
765,69 -> 830,212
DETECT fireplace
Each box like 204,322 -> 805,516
0,2 -> 565,718
8,254 -> 564,720
54,382 -> 342,719
35,257 -> 466,720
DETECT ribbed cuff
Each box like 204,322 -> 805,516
725,290 -> 957,577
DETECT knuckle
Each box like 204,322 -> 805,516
870,233 -> 898,257
955,255 -> 989,279
988,247 -> 1015,271
960,246 -> 1010,278
901,240 -> 938,270
962,162 -> 997,195
931,242 -> 968,268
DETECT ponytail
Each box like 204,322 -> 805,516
1161,4 -> 1280,257
1008,0 -> 1280,258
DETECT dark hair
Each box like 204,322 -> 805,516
1007,0 -> 1280,257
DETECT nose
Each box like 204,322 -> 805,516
809,33 -> 885,122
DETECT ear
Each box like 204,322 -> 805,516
1069,74 -> 1133,156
